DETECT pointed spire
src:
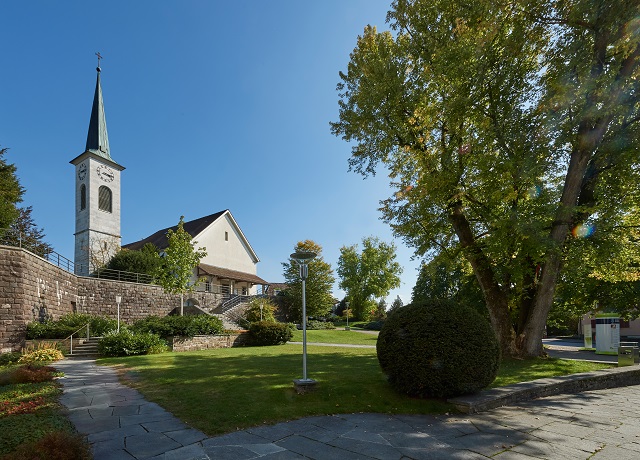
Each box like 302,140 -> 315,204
85,66 -> 111,160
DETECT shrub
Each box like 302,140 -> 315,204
25,313 -> 117,339
130,315 -> 224,338
0,352 -> 21,366
363,321 -> 384,331
9,365 -> 58,384
19,344 -> 64,364
248,321 -> 293,346
0,431 -> 92,460
243,297 -> 277,323
98,330 -> 168,357
377,300 -> 500,398
306,320 -> 336,330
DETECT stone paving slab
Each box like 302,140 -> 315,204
54,357 -> 640,460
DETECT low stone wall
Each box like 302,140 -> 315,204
449,365 -> 640,413
171,333 -> 250,352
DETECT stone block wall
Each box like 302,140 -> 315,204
171,332 -> 250,352
0,246 -> 229,352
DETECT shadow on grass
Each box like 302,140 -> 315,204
101,345 -> 452,435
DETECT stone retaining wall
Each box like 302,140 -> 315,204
0,245 -> 228,352
171,333 -> 250,352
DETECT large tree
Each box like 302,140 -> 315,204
154,216 -> 207,315
331,0 -> 640,356
282,240 -> 336,322
337,236 -> 402,320
0,147 -> 24,229
1,206 -> 53,257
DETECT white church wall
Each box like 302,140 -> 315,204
196,213 -> 257,275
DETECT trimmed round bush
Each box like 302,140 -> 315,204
248,321 -> 294,346
98,330 -> 168,357
377,300 -> 500,398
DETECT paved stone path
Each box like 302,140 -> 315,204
54,357 -> 640,459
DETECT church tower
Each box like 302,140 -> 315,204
70,63 -> 125,276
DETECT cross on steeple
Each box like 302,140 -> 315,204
95,52 -> 103,72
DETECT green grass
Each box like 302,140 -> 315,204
99,344 -> 451,435
290,329 -> 378,346
99,343 -> 614,437
0,372 -> 75,455
490,357 -> 612,388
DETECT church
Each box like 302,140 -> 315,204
69,64 -> 268,295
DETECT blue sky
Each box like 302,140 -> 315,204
0,0 -> 421,304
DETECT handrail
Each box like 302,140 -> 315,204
64,322 -> 90,355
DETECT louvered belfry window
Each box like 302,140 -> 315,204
80,184 -> 87,210
98,186 -> 112,212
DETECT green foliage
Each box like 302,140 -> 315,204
305,320 -> 336,330
25,314 -> 117,339
243,297 -> 277,323
0,353 -> 21,367
154,216 -> 207,299
412,255 -> 485,314
332,0 -> 640,356
1,206 -> 52,257
97,330 -> 168,357
106,243 -> 162,281
18,349 -> 64,365
130,315 -> 224,338
337,236 -> 402,320
377,300 -> 500,398
0,380 -> 73,456
387,295 -> 404,317
0,147 -> 24,230
282,240 -> 336,322
248,321 -> 293,346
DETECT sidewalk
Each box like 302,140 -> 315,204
54,354 -> 640,460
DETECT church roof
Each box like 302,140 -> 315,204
123,210 -> 228,251
197,263 -> 268,285
86,68 -> 112,161
70,66 -> 124,169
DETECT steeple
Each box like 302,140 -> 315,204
85,66 -> 111,160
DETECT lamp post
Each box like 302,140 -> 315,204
290,250 -> 317,388
115,294 -> 122,332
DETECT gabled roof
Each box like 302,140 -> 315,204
197,263 -> 268,285
123,210 -> 260,263
123,210 -> 227,251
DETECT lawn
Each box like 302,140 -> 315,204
100,344 -> 451,435
99,343 -> 613,436
490,357 -> 612,388
290,329 -> 378,346
0,366 -> 77,456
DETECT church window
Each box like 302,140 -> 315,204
80,184 -> 86,210
225,231 -> 229,241
98,186 -> 112,212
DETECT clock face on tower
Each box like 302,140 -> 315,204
96,165 -> 115,182
77,163 -> 87,180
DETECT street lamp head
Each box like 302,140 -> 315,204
290,251 -> 317,265
115,295 -> 122,304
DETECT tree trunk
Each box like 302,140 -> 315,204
449,200 -> 517,357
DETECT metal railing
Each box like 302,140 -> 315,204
92,267 -> 154,284
65,322 -> 90,355
1,227 -> 75,273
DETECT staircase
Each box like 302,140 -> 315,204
69,337 -> 101,358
